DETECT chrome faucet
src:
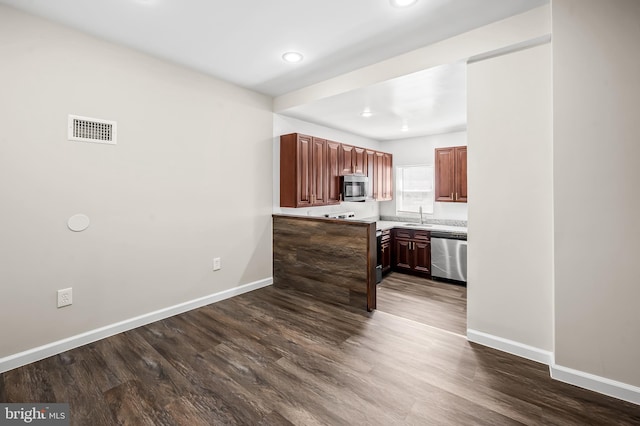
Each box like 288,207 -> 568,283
419,206 -> 424,224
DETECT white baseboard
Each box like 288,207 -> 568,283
466,329 -> 553,365
467,329 -> 640,406
0,277 -> 273,374
550,363 -> 640,405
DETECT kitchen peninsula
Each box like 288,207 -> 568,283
272,214 -> 377,311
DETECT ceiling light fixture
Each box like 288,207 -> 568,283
360,109 -> 373,118
282,51 -> 303,63
401,124 -> 409,132
390,0 -> 418,8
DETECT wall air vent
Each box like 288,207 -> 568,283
68,115 -> 117,145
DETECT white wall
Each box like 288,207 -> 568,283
467,42 -> 553,354
0,6 -> 273,359
274,5 -> 551,112
553,0 -> 640,388
273,114 -> 381,219
378,132 -> 468,221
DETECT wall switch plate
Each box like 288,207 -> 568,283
213,257 -> 221,271
57,288 -> 73,308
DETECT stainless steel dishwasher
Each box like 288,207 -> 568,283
430,231 -> 467,283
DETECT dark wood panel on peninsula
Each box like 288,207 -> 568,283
273,215 -> 376,311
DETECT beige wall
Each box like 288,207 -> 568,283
467,42 -> 553,353
0,6 -> 273,358
553,0 -> 640,387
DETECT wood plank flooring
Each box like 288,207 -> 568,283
2,277 -> 639,425
377,272 -> 467,335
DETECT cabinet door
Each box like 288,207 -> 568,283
354,147 -> 366,175
455,146 -> 468,202
413,241 -> 431,274
327,141 -> 342,204
339,144 -> 355,175
381,241 -> 392,274
365,150 -> 376,199
310,137 -> 327,205
296,134 -> 313,207
394,238 -> 412,271
375,151 -> 385,200
383,153 -> 393,200
435,147 -> 455,202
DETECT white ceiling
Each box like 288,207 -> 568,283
0,0 -> 548,140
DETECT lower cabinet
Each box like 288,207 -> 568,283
380,229 -> 392,275
392,229 -> 431,277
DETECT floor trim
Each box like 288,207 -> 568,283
466,328 -> 553,365
550,363 -> 640,405
0,277 -> 273,374
467,329 -> 640,406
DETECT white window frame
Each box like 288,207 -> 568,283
396,164 -> 434,215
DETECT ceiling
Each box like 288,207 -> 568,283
0,0 -> 548,140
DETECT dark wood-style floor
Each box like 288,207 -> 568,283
1,274 -> 639,425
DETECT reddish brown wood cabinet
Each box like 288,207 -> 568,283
281,133 -> 393,206
326,140 -> 342,204
339,144 -> 366,175
372,152 -> 393,201
280,133 -> 339,208
435,146 -> 467,203
392,229 -> 431,277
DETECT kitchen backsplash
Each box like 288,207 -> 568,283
379,215 -> 467,227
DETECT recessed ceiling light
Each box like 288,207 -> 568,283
282,52 -> 303,63
401,124 -> 409,132
360,109 -> 373,118
390,0 -> 418,8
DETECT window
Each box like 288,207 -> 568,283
396,165 -> 434,214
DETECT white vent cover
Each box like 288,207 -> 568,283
68,114 -> 117,145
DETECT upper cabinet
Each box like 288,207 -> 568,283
373,152 -> 393,201
280,133 -> 338,208
326,140 -> 342,204
339,144 -> 366,175
280,133 -> 393,207
435,146 -> 467,203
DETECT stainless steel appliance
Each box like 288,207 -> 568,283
341,175 -> 368,202
430,231 -> 467,283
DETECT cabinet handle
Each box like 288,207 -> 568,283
451,192 -> 454,200
455,192 -> 458,201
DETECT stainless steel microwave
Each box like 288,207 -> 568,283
341,175 -> 368,202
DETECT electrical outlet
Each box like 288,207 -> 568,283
213,257 -> 221,271
57,288 -> 73,308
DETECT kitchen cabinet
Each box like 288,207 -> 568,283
435,146 -> 467,203
380,229 -> 392,274
280,133 -> 339,207
366,150 -> 393,201
280,132 -> 393,206
374,152 -> 393,201
392,228 -> 431,277
326,140 -> 342,204
365,149 -> 376,199
340,144 -> 366,175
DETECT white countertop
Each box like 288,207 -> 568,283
376,220 -> 467,234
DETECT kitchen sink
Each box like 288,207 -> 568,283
403,223 -> 433,227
